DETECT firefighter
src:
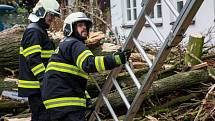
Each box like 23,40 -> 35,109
42,12 -> 131,121
18,0 -> 60,121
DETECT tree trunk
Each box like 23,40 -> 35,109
0,100 -> 28,115
184,34 -> 204,66
0,25 -> 24,73
0,25 -> 61,75
96,68 -> 213,115
87,65 -> 178,98
87,68 -> 150,97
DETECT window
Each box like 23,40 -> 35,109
170,0 -> 183,24
177,0 -> 196,24
170,0 -> 195,25
126,0 -> 137,21
177,0 -> 184,13
150,0 -> 162,19
157,0 -> 162,18
146,0 -> 163,26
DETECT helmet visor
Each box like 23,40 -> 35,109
48,10 -> 61,17
35,7 -> 46,18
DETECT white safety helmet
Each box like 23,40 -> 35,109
63,12 -> 92,37
28,0 -> 61,22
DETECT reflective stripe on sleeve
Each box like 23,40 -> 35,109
76,50 -> 93,70
18,80 -> 40,88
31,63 -> 46,76
46,62 -> 89,79
41,50 -> 54,58
22,45 -> 41,57
43,97 -> 86,109
95,56 -> 105,72
114,55 -> 122,65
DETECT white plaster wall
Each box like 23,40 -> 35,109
110,0 -> 123,34
110,0 -> 215,46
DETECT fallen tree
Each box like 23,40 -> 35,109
87,64 -> 179,98
0,25 -> 106,75
95,68 -> 214,115
0,25 -> 24,73
0,100 -> 28,115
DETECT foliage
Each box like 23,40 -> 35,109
16,6 -> 27,14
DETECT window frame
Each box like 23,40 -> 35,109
147,0 -> 163,25
124,0 -> 138,25
177,0 -> 184,13
170,0 -> 195,25
170,0 -> 184,24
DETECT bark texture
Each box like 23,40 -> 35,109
0,25 -> 24,72
96,68 -> 213,114
185,34 -> 204,66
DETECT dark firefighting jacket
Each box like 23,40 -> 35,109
42,36 -> 120,111
18,22 -> 55,97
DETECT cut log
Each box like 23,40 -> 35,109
191,62 -> 208,70
95,68 -> 214,115
0,25 -> 24,72
87,64 -> 178,98
147,92 -> 201,115
0,25 -> 62,74
0,25 -> 112,75
87,68 -> 149,97
0,81 -> 17,94
4,117 -> 31,121
184,34 -> 204,66
0,100 -> 28,115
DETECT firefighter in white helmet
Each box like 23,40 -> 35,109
28,0 -> 61,23
18,0 -> 60,121
41,12 -> 131,121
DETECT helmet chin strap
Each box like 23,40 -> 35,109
38,18 -> 50,29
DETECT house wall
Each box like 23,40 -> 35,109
110,0 -> 215,46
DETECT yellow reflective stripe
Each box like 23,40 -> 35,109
95,56 -> 105,72
43,97 -> 86,109
41,50 -> 54,58
18,80 -> 40,88
85,91 -> 91,99
31,63 -> 45,76
20,47 -> 23,54
114,55 -> 121,65
22,45 -> 41,57
46,62 -> 89,79
20,47 -> 54,58
76,50 -> 93,70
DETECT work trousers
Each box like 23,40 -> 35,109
28,94 -> 51,121
49,108 -> 86,121
56,111 -> 86,121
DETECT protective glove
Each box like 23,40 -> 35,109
114,49 -> 132,65
86,99 -> 95,111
